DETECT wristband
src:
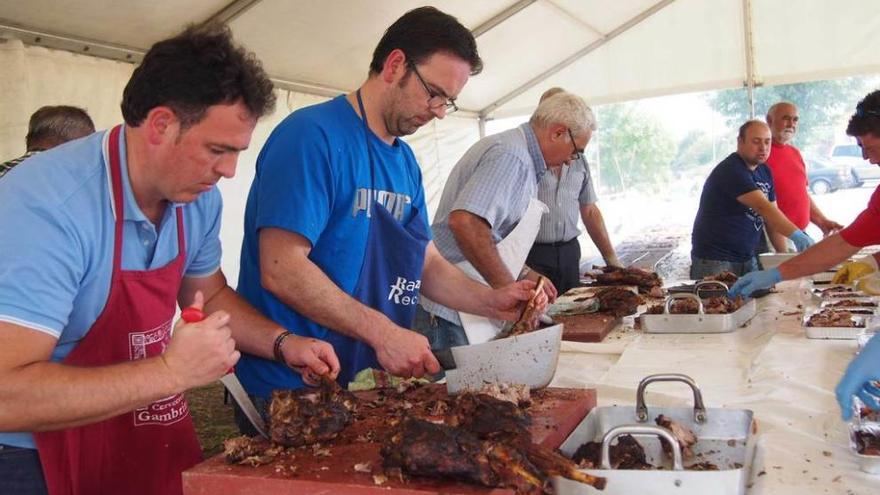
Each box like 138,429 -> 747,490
273,331 -> 291,363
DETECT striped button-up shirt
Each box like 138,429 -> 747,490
421,123 -> 547,325
0,151 -> 39,179
534,157 -> 598,244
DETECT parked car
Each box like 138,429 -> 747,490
832,143 -> 880,186
805,156 -> 848,194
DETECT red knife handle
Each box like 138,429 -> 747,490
180,306 -> 233,374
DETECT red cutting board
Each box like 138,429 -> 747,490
553,313 -> 619,342
182,386 -> 596,495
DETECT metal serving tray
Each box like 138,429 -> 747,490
818,298 -> 879,315
811,285 -> 870,302
641,293 -> 757,334
443,324 -> 562,394
801,309 -> 880,340
554,374 -> 756,495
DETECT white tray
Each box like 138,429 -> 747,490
758,252 -> 796,269
641,295 -> 756,334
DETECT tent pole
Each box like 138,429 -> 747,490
202,0 -> 264,26
742,0 -> 757,118
478,116 -> 487,139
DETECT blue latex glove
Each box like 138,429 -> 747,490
836,333 -> 880,420
788,229 -> 815,252
728,268 -> 781,297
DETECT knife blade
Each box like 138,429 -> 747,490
181,307 -> 269,438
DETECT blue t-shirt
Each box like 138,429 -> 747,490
691,152 -> 776,262
0,129 -> 222,448
236,95 -> 430,398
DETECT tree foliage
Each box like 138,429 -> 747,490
706,77 -> 869,153
592,103 -> 675,193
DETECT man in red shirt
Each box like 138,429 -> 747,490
764,101 -> 842,250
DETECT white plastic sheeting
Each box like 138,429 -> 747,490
550,281 -> 879,493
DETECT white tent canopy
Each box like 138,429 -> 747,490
2,0 -> 879,282
4,0 -> 880,118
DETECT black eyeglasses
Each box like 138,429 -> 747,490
408,62 -> 458,113
567,129 -> 584,162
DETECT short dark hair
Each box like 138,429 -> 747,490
121,23 -> 276,129
25,105 -> 95,151
737,119 -> 766,140
369,7 -> 482,76
846,89 -> 880,138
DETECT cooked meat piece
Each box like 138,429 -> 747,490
381,418 -> 548,494
596,287 -> 643,317
524,443 -> 607,490
268,375 -> 358,447
686,461 -> 720,471
446,393 -> 533,449
592,266 -> 663,294
702,271 -> 738,285
572,434 -> 652,470
817,286 -> 855,295
655,415 -> 697,459
669,297 -> 701,314
477,383 -> 532,407
509,277 -> 546,336
806,309 -> 862,327
827,299 -> 877,308
645,304 -> 665,314
854,430 -> 880,456
703,296 -> 745,314
223,436 -> 280,466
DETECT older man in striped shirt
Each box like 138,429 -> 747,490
414,90 -> 593,349
527,88 -> 621,295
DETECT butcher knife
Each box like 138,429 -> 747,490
432,347 -> 457,370
181,307 -> 269,438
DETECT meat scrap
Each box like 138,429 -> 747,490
596,287 -> 643,317
827,299 -> 877,308
590,266 -> 663,294
268,375 -> 359,447
806,309 -> 863,328
223,436 -> 281,466
478,382 -> 532,407
703,271 -> 738,285
572,434 -> 652,470
655,414 -> 697,459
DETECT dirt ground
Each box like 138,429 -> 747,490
186,382 -> 238,458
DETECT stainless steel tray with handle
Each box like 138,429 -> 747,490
641,293 -> 757,334
554,374 -> 757,495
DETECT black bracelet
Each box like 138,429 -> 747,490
273,331 -> 291,363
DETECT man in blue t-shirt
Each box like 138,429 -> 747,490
236,7 -> 545,415
691,120 -> 814,279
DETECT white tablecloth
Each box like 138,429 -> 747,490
550,279 -> 879,494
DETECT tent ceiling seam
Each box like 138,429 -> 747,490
477,0 -> 677,119
472,0 -> 538,38
544,0 -> 604,38
201,0 -> 263,26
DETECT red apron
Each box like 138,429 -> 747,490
34,125 -> 203,495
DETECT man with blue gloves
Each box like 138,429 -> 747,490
690,120 -> 814,279
728,90 -> 880,418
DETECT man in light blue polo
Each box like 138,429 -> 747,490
0,25 -> 338,495
415,91 -> 593,349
